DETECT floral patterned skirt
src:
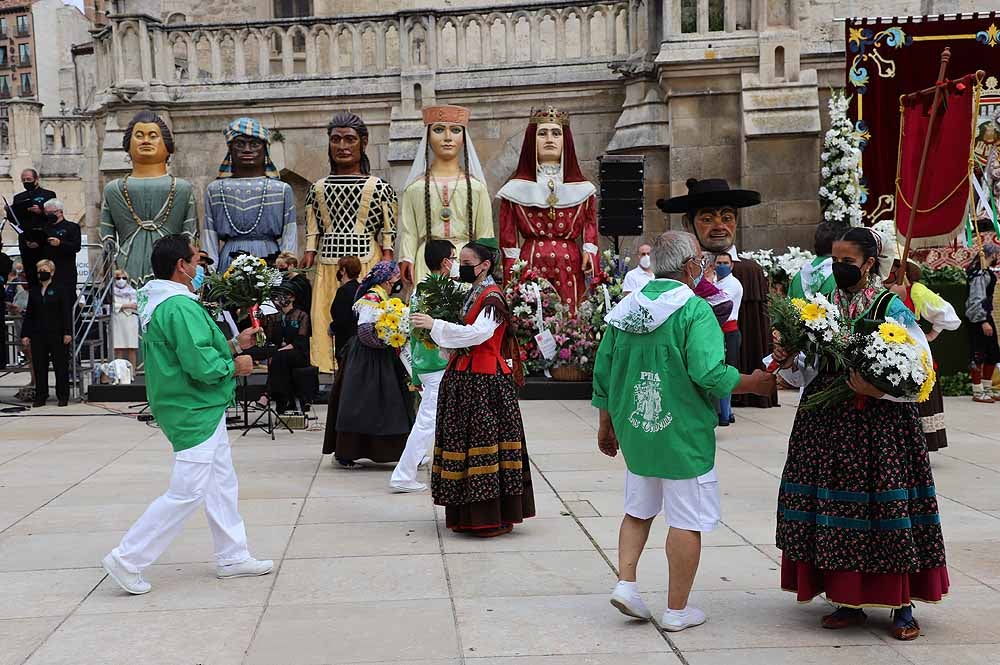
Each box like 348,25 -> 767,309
777,373 -> 949,608
432,367 -> 536,531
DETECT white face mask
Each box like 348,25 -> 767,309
115,278 -> 127,288
639,255 -> 651,270
449,258 -> 460,279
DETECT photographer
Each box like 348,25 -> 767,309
19,259 -> 73,407
12,169 -> 56,288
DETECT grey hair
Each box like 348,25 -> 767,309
43,198 -> 64,211
650,230 -> 699,278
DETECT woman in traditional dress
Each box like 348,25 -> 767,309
112,268 -> 139,368
964,243 -> 1000,403
260,283 -> 311,414
887,259 -> 960,450
411,238 -> 536,537
497,106 -> 598,313
323,261 -> 413,467
771,227 -> 948,641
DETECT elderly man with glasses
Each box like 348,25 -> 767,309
592,230 -> 775,632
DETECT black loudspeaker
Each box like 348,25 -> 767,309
598,155 -> 645,237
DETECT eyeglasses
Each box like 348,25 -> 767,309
685,256 -> 710,269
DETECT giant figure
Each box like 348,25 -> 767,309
202,118 -> 297,273
658,178 -> 777,408
497,106 -> 597,313
398,105 -> 494,286
302,112 -> 397,374
100,111 -> 197,286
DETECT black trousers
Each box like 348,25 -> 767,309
267,348 -> 309,411
31,334 -> 70,402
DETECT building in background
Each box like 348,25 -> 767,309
0,0 -> 37,100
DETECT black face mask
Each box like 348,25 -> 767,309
45,212 -> 58,224
22,181 -> 36,191
391,281 -> 403,295
832,262 -> 864,290
38,271 -> 51,282
459,264 -> 480,283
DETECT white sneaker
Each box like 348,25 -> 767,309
390,480 -> 428,493
660,606 -> 707,632
217,558 -> 274,579
610,581 -> 652,620
101,552 -> 151,595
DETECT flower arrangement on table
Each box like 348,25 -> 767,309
410,273 -> 469,349
579,249 -> 626,336
504,259 -> 569,375
549,315 -> 598,378
374,297 -> 410,349
204,253 -> 283,345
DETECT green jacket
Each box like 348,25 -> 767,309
788,256 -> 836,300
142,295 -> 235,451
592,280 -> 740,480
409,283 -> 450,386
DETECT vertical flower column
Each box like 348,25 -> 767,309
820,91 -> 864,228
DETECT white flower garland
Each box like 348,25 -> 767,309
820,91 -> 864,227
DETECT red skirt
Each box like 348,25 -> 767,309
781,555 -> 949,608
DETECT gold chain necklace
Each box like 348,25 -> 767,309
121,175 -> 177,231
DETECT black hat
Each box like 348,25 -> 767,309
657,178 -> 761,215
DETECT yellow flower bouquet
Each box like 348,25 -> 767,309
374,297 -> 410,349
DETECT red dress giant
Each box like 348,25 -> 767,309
498,111 -> 598,313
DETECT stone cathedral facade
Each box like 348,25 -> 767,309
35,0 -> 989,252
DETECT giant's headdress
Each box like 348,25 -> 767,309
218,117 -> 279,179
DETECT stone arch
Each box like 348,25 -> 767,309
407,19 -> 428,66
0,119 -> 9,153
358,22 -> 378,69
288,24 -> 308,54
242,28 -> 263,77
218,30 -> 239,79
563,8 -> 583,58
312,24 -> 334,72
166,12 -> 186,24
120,24 -> 143,80
464,17 -> 484,65
538,9 -> 558,60
439,17 -> 458,67
385,23 -> 399,68
774,45 -> 785,80
167,31 -> 191,81
336,25 -> 355,71
587,6 -> 609,56
511,11 -> 531,62
191,30 -> 214,80
614,6 -> 628,55
279,168 -> 313,251
486,12 -> 507,63
42,121 -> 56,152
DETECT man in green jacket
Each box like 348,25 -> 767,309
593,230 -> 774,631
101,235 -> 273,595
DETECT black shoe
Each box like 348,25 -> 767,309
58,400 -> 69,407
32,400 -> 46,408
718,418 -> 730,427
729,414 -> 736,424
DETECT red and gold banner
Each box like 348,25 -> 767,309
895,73 -> 980,245
846,13 -> 1000,240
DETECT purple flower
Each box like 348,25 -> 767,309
558,348 -> 572,361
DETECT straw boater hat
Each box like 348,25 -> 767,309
657,178 -> 761,215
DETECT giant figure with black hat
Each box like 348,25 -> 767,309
658,178 -> 777,408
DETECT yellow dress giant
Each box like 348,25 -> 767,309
398,175 -> 494,285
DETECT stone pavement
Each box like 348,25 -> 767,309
0,393 -> 998,665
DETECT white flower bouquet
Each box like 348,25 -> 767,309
205,254 -> 284,344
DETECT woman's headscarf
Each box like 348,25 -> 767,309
356,260 -> 399,299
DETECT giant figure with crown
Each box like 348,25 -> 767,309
498,106 -> 598,313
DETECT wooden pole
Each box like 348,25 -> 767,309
896,47 -> 951,284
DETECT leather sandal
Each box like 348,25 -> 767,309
821,609 -> 867,629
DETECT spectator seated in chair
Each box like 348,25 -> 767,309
254,282 -> 312,414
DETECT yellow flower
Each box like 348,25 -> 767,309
387,297 -> 405,313
377,300 -> 388,311
387,332 -> 406,348
800,303 -> 826,321
382,312 -> 401,328
878,321 -> 913,345
375,322 -> 390,337
259,258 -> 267,266
791,298 -> 807,310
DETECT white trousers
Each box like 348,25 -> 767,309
390,369 -> 445,486
113,415 -> 251,573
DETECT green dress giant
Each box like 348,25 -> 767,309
100,175 -> 197,285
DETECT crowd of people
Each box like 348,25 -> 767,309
8,107 -> 996,644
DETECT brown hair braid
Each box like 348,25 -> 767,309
423,126 -> 432,245
462,129 -> 474,241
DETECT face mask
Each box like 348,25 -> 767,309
716,265 -> 732,279
638,255 -> 651,270
832,262 -> 864,290
115,278 -> 128,288
448,258 -> 460,279
391,281 -> 403,294
459,263 -> 481,283
22,181 -> 36,191
184,264 -> 206,291
38,271 -> 51,282
45,212 -> 58,224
